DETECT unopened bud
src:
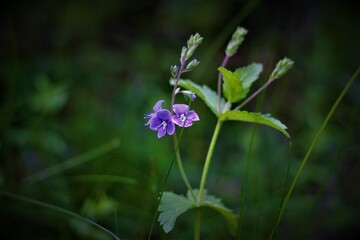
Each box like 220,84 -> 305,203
225,27 -> 248,57
269,58 -> 294,81
180,46 -> 188,62
186,59 -> 200,71
170,65 -> 178,78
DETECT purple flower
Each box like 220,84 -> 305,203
148,109 -> 175,138
144,100 -> 164,125
172,104 -> 200,127
145,100 -> 175,138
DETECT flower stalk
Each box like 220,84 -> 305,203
195,119 -> 223,239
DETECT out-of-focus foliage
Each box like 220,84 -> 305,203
0,0 -> 359,239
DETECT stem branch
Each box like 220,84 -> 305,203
171,56 -> 188,108
234,79 -> 274,110
217,55 -> 230,112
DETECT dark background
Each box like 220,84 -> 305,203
1,0 -> 359,239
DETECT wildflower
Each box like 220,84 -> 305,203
148,109 -> 175,138
144,100 -> 165,125
172,104 -> 200,127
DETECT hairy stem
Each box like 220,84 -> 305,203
217,55 -> 230,112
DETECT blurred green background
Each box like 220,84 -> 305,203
1,0 -> 359,239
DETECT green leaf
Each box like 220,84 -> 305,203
219,64 -> 262,103
187,189 -> 238,235
234,63 -> 263,89
158,192 -> 196,233
219,110 -> 290,138
170,79 -> 226,115
219,67 -> 245,103
158,190 -> 238,234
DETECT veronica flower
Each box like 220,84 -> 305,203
172,104 -> 200,127
144,100 -> 165,125
148,109 -> 175,138
145,100 -> 175,138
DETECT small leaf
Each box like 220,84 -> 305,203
219,110 -> 290,138
234,63 -> 263,89
170,79 -> 226,115
218,67 -> 246,103
188,189 -> 238,235
158,192 -> 196,233
219,64 -> 263,104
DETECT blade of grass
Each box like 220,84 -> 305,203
26,138 -> 121,183
237,75 -> 267,239
0,190 -> 121,240
303,85 -> 360,235
270,66 -> 360,239
270,141 -> 292,239
69,174 -> 136,185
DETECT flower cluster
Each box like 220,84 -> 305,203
144,33 -> 203,138
145,100 -> 199,138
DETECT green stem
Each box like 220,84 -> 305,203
194,208 -> 201,240
173,134 -> 196,201
198,120 -> 223,202
234,79 -> 273,111
194,120 -> 223,239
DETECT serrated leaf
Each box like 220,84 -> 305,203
158,191 -> 196,233
188,189 -> 238,235
219,110 -> 290,138
219,64 -> 262,104
218,67 -> 245,103
170,79 -> 226,115
234,63 -> 262,89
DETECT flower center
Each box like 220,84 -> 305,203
161,121 -> 167,129
180,114 -> 186,122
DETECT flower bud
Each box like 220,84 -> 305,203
180,46 -> 188,62
170,65 -> 178,78
269,58 -> 294,81
186,59 -> 200,71
225,27 -> 247,57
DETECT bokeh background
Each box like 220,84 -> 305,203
1,0 -> 359,239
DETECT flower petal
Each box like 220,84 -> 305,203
172,104 -> 189,116
157,128 -> 166,138
156,109 -> 172,121
149,117 -> 162,130
167,122 -> 175,135
184,120 -> 193,128
186,110 -> 200,121
172,115 -> 183,127
153,100 -> 165,112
